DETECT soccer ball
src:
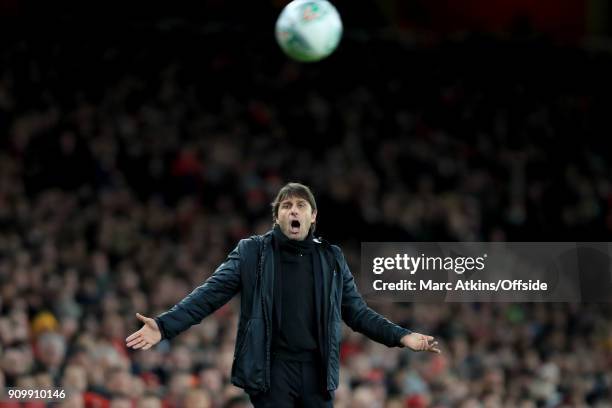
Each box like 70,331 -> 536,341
275,0 -> 343,62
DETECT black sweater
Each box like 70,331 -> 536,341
271,228 -> 319,361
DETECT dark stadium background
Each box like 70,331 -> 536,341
1,1 -> 611,407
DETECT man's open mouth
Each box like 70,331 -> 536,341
290,220 -> 301,233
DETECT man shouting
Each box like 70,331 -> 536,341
126,182 -> 440,407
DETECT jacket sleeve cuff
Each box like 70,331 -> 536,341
154,317 -> 167,340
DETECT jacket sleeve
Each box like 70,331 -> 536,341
154,240 -> 245,340
335,246 -> 411,347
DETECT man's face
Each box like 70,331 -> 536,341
275,195 -> 317,241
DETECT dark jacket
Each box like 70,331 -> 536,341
155,230 -> 410,393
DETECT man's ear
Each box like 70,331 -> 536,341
311,209 -> 317,224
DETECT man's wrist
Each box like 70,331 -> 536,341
397,328 -> 412,347
154,317 -> 166,340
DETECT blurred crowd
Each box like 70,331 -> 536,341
1,9 -> 612,408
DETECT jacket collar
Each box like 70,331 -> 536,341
263,229 -> 326,248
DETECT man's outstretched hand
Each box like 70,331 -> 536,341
125,313 -> 162,350
401,332 -> 441,354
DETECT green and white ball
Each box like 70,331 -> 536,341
275,0 -> 343,62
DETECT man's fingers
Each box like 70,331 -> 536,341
136,313 -> 149,323
131,339 -> 148,349
127,313 -> 157,348
427,341 -> 441,353
407,333 -> 440,353
126,339 -> 140,349
125,331 -> 141,343
136,313 -> 154,325
126,335 -> 143,347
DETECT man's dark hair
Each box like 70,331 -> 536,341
271,182 -> 317,231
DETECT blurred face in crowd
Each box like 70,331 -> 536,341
106,369 -> 132,397
199,367 -> 223,394
1,348 -> 30,377
275,196 -> 317,241
109,397 -> 132,408
183,389 -> 212,408
59,394 -> 84,408
35,371 -> 54,388
168,372 -> 192,397
62,365 -> 87,393
37,332 -> 66,369
137,395 -> 162,408
16,375 -> 36,388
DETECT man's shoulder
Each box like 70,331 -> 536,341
313,237 -> 345,260
236,231 -> 273,254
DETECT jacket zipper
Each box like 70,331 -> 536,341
327,268 -> 336,390
260,239 -> 271,392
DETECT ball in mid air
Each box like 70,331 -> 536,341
275,0 -> 343,62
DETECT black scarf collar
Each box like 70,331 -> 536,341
272,224 -> 314,254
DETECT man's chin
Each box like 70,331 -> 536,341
284,229 -> 307,240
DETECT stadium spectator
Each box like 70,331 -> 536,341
1,5 -> 612,406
